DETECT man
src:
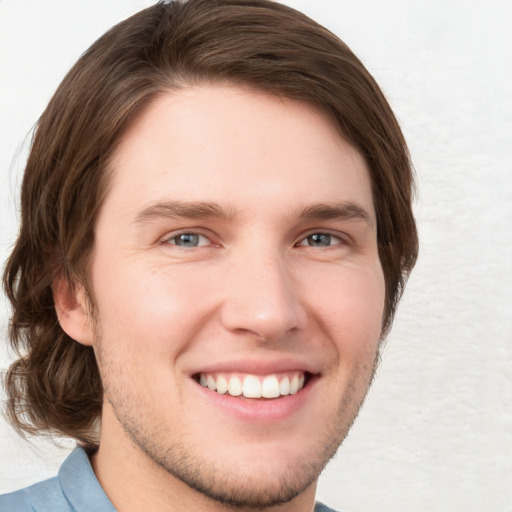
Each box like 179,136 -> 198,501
1,1 -> 418,511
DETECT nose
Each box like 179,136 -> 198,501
219,248 -> 306,341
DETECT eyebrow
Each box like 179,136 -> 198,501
296,202 -> 374,228
133,199 -> 374,228
134,201 -> 236,224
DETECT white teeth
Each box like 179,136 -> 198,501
243,375 -> 261,398
228,376 -> 243,396
261,375 -> 280,398
279,376 -> 290,396
198,372 -> 306,399
207,375 -> 216,391
289,374 -> 299,395
217,375 -> 228,395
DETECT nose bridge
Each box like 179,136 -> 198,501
220,242 -> 304,340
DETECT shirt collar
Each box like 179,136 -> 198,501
59,446 -> 117,512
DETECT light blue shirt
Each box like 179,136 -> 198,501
0,447 -> 339,511
0,447 -> 116,512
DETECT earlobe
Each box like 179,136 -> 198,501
52,275 -> 94,347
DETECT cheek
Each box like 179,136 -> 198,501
90,266 -> 197,400
91,260 -> 215,353
305,263 -> 385,354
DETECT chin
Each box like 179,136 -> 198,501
150,443 -> 324,508
120,408 -> 345,509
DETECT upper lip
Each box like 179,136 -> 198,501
189,357 -> 320,378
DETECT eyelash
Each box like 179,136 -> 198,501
162,231 -> 348,249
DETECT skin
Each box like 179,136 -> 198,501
56,85 -> 385,512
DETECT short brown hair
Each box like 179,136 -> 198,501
3,0 -> 418,444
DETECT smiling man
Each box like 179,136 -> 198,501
1,1 -> 418,511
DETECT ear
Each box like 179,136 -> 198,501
53,274 -> 94,347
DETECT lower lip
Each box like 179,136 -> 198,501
192,376 -> 318,424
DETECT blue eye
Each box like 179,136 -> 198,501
168,233 -> 208,248
298,233 -> 342,247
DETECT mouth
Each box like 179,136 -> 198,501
194,371 -> 311,399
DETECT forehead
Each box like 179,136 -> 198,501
106,84 -> 374,221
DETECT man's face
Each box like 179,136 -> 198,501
86,85 -> 385,507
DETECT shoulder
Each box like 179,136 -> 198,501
0,446 -> 116,512
0,476 -> 72,512
315,502 -> 343,512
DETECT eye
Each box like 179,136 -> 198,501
165,232 -> 211,248
297,232 -> 343,248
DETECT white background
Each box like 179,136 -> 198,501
1,1 -> 511,511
